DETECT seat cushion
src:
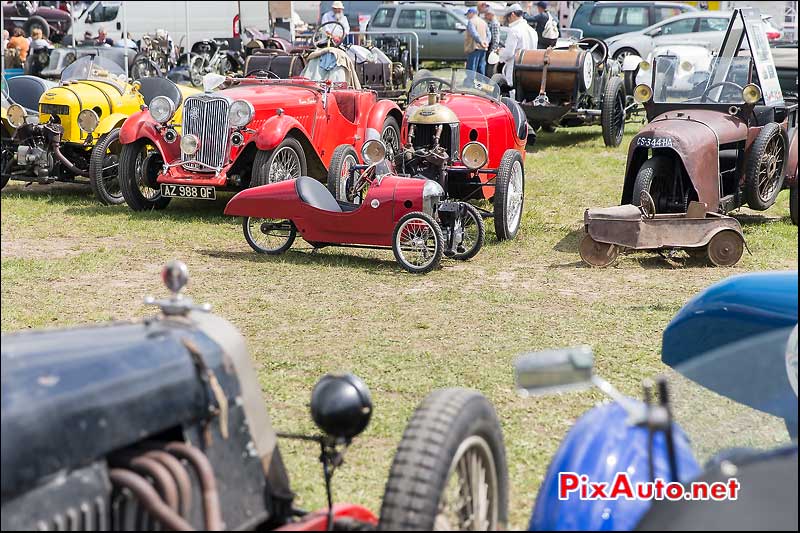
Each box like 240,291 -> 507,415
502,96 -> 528,140
138,77 -> 183,107
295,176 -> 342,212
7,75 -> 49,112
587,204 -> 642,220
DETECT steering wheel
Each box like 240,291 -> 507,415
701,81 -> 744,103
408,77 -> 452,99
313,21 -> 346,48
639,191 -> 656,219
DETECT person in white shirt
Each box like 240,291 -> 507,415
498,3 -> 538,86
320,0 -> 350,41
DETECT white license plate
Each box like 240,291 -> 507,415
160,184 -> 216,200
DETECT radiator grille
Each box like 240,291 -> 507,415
181,95 -> 230,172
35,497 -> 108,531
411,122 -> 459,160
40,103 -> 70,116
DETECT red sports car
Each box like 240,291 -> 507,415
118,43 -> 401,211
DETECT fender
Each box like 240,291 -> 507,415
119,109 -> 180,163
96,112 -> 128,137
254,114 -> 313,152
621,54 -> 643,73
365,99 -> 402,141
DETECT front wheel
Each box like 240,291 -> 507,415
89,128 -> 124,205
327,144 -> 360,202
449,203 -> 485,261
392,211 -> 444,274
632,156 -> 688,213
252,137 -> 307,187
119,140 -> 171,211
601,76 -> 625,147
745,122 -> 786,211
707,230 -> 744,267
381,116 -> 401,166
493,149 -> 525,241
378,388 -> 508,531
579,233 -> 619,267
242,217 -> 296,254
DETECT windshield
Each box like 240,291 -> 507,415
409,69 -> 500,102
652,55 -> 752,104
301,51 -> 348,84
61,55 -> 127,90
667,325 -> 797,465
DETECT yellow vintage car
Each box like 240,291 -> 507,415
3,55 -> 197,204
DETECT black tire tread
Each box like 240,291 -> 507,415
327,144 -> 359,200
89,128 -> 124,205
631,156 -> 686,213
451,203 -> 485,261
242,217 -> 296,254
119,140 -> 171,211
493,149 -> 524,241
251,137 -> 307,187
601,76 -> 625,147
745,122 -> 785,210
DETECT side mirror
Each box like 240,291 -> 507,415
311,373 -> 372,441
515,346 -> 594,397
455,22 -> 466,32
648,27 -> 663,37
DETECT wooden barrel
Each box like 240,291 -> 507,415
513,48 -> 590,100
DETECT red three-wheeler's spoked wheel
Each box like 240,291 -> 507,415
392,212 -> 444,274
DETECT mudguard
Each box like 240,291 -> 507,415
621,54 -> 643,73
96,112 -> 128,137
118,109 -> 180,163
365,99 -> 401,138
662,271 -> 798,368
530,402 -> 699,531
254,114 -> 313,152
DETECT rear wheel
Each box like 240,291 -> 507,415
392,212 -> 444,274
707,230 -> 744,267
382,116 -> 401,166
252,137 -> 307,187
378,388 -> 508,531
119,140 -> 171,211
242,217 -> 296,254
613,47 -> 638,66
188,54 -> 208,87
493,149 -> 524,241
632,156 -> 688,213
745,123 -> 786,211
327,144 -> 360,202
579,233 -> 619,267
89,128 -> 124,205
601,76 -> 625,147
449,203 -> 485,261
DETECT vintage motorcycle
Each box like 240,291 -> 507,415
187,38 -> 244,88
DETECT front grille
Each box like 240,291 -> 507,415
411,122 -> 459,160
35,496 -> 109,531
181,95 -> 230,172
40,103 -> 70,116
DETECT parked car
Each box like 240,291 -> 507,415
2,0 -> 71,42
622,9 -> 798,217
624,43 -> 714,97
2,55 -> 198,204
36,45 -> 138,80
502,38 -> 630,147
570,1 -> 696,41
2,76 -> 54,188
118,27 -> 402,211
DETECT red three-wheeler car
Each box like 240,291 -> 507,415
118,29 -> 401,211
224,140 -> 485,274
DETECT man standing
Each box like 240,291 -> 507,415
464,7 -> 489,76
530,1 -> 559,49
498,3 -> 537,85
485,7 -> 501,74
320,1 -> 350,40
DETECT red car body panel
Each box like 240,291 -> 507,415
274,504 -> 378,531
224,175 -> 427,247
403,92 -> 526,200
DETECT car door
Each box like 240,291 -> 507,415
429,9 -> 467,62
395,7 -> 430,60
697,16 -> 732,53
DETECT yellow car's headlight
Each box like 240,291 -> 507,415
461,141 -> 488,170
7,104 -> 27,129
78,109 -> 100,133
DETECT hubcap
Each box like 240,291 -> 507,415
396,218 -> 438,268
506,161 -> 524,233
269,146 -> 301,183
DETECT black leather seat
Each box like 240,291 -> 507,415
7,75 -> 49,112
295,176 -> 342,212
138,77 -> 183,107
502,96 -> 528,140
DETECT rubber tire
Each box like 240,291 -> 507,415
632,156 -> 687,214
327,144 -> 359,201
382,116 -> 401,165
89,128 -> 125,205
242,217 -> 296,255
25,16 -> 49,39
613,47 -> 638,64
707,230 -> 744,267
392,211 -> 444,274
119,140 -> 171,211
744,122 -> 786,211
450,203 -> 485,261
378,388 -> 508,531
601,76 -> 625,147
493,149 -> 525,241
791,185 -> 798,226
251,137 -> 307,187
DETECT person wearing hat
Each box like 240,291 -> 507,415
464,6 -> 489,76
321,1 -> 350,38
498,3 -> 537,87
484,7 -> 501,74
530,1 -> 560,49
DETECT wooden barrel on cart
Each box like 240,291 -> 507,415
513,47 -> 592,101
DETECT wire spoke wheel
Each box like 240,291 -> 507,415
268,146 -> 302,183
450,203 -> 485,261
243,217 -> 296,254
506,161 -> 524,234
134,144 -> 162,200
757,135 -> 785,202
397,218 -> 437,267
382,122 -> 400,164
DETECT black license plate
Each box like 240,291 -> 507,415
160,184 -> 216,200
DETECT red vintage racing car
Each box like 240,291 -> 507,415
118,28 -> 402,211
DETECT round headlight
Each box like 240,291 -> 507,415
180,134 -> 200,155
149,96 -> 176,123
639,60 -> 651,71
680,60 -> 693,72
7,103 -> 27,129
633,84 -> 653,104
461,141 -> 488,170
361,139 -> 386,165
77,109 -> 100,133
742,83 -> 762,105
229,99 -> 254,128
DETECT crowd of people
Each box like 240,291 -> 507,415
464,1 -> 561,81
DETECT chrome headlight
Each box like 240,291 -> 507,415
361,139 -> 386,165
180,134 -> 200,155
149,96 -> 176,123
77,109 -> 100,133
639,60 -> 651,72
633,84 -> 653,104
461,141 -> 488,170
229,99 -> 254,128
742,84 -> 762,105
422,179 -> 445,215
7,104 -> 27,129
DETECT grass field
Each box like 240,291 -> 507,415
1,124 -> 796,528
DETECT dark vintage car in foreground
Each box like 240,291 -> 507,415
118,38 -> 402,211
623,8 -> 798,217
